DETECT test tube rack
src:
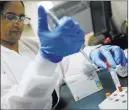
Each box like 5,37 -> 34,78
99,87 -> 127,109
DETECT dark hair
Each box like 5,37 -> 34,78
0,1 -> 24,12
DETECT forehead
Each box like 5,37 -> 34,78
3,1 -> 24,15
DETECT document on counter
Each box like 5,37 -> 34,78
65,69 -> 103,101
64,52 -> 103,101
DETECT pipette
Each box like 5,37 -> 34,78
106,62 -> 122,92
47,10 -> 98,70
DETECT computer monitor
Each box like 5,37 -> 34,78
90,1 -> 112,37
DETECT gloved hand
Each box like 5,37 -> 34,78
90,45 -> 127,69
37,6 -> 84,63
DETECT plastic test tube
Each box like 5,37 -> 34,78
106,62 -> 122,92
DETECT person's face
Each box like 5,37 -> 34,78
0,1 -> 25,43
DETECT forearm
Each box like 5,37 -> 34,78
1,53 -> 58,109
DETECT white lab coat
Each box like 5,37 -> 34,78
1,37 -> 97,109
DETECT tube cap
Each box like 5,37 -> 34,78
118,87 -> 123,92
106,62 -> 111,68
105,92 -> 111,97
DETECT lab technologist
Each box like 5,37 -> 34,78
1,1 -> 127,109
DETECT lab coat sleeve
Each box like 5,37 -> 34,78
1,53 -> 59,109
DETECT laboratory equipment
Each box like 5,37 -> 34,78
90,1 -> 111,37
47,9 -> 98,70
99,87 -> 127,109
106,62 -> 122,92
90,1 -> 128,49
89,1 -> 112,45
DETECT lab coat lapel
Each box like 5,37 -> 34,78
1,46 -> 31,83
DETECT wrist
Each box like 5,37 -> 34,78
89,45 -> 103,60
40,50 -> 63,63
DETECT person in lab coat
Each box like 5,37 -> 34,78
1,1 -> 127,109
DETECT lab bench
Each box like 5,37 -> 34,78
55,70 -> 127,110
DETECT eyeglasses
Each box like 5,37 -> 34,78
0,13 -> 31,25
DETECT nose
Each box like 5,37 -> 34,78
15,19 -> 21,24
13,21 -> 20,28
13,19 -> 24,27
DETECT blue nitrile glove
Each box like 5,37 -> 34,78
90,45 -> 127,69
37,6 -> 85,63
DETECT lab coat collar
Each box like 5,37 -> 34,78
1,45 -> 18,54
